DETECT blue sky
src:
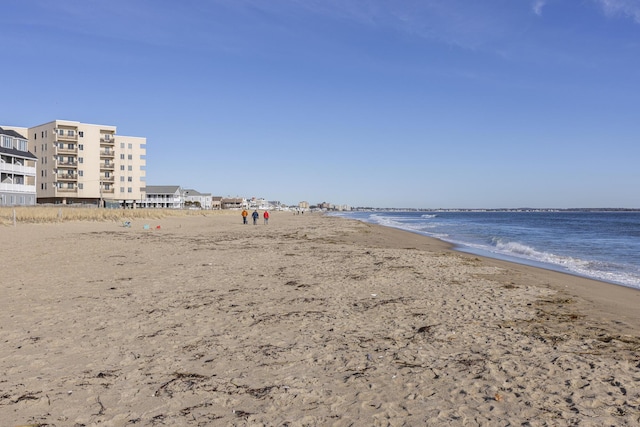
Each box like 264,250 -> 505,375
3,0 -> 640,208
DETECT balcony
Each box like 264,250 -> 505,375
56,133 -> 78,142
56,146 -> 77,155
0,163 -> 37,176
56,186 -> 77,193
100,175 -> 115,182
55,160 -> 78,168
56,173 -> 78,181
102,188 -> 115,193
0,183 -> 37,193
100,163 -> 115,170
100,137 -> 115,145
100,150 -> 115,157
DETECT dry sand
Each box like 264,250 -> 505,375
1,212 -> 639,426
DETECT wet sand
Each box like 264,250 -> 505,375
1,212 -> 639,426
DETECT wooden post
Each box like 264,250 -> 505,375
13,209 -> 16,227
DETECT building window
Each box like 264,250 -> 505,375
68,130 -> 75,137
128,143 -> 132,149
128,187 -> 132,193
104,134 -> 111,141
128,154 -> 132,160
58,129 -> 64,136
105,184 -> 111,190
120,165 -> 125,171
120,142 -> 125,149
120,187 -> 125,193
128,166 -> 132,171
78,157 -> 83,164
79,144 -> 84,150
68,144 -> 75,150
17,139 -> 27,151
78,183 -> 83,189
79,131 -> 83,137
1,136 -> 12,148
67,183 -> 74,189
79,170 -> 83,177
120,176 -> 125,182
127,176 -> 132,182
120,154 -> 125,160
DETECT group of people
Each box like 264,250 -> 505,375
241,209 -> 269,225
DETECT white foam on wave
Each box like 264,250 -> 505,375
487,238 -> 640,289
369,213 -> 442,236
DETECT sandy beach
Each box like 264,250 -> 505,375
1,212 -> 639,426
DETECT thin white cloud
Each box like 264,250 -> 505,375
595,0 -> 640,22
532,0 -> 546,16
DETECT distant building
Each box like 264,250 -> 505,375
142,185 -> 183,208
24,120 -> 146,207
211,196 -> 222,210
220,197 -> 244,209
0,127 -> 37,206
183,189 -> 212,209
298,201 -> 310,210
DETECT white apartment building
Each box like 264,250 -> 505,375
0,127 -> 37,206
28,120 -> 146,207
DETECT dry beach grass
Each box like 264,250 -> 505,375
0,206 -> 229,226
1,212 -> 639,426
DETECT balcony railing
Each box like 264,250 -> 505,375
55,160 -> 78,168
0,163 -> 37,175
56,134 -> 78,142
100,137 -> 115,145
56,174 -> 78,181
56,186 -> 77,193
100,150 -> 115,157
56,147 -> 77,154
100,163 -> 115,170
0,183 -> 37,193
100,176 -> 115,182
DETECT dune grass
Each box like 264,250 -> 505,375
0,206 -> 233,226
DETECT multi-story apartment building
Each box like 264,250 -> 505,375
0,127 -> 37,206
28,120 -> 146,207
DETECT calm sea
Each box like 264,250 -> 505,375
331,211 -> 640,290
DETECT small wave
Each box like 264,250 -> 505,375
421,214 -> 437,219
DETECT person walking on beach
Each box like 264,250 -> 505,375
241,209 -> 248,224
252,210 -> 259,225
263,210 -> 270,225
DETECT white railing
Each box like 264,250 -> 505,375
0,183 -> 37,193
0,163 -> 37,175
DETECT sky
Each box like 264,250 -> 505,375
2,0 -> 640,209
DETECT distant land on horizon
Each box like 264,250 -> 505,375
349,207 -> 640,212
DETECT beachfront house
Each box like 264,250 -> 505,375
183,189 -> 213,209
0,127 -> 37,206
220,197 -> 245,209
141,185 -> 184,208
211,196 -> 222,210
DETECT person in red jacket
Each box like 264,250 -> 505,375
263,210 -> 270,225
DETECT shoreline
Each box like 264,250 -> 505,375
2,212 -> 639,425
345,218 -> 640,334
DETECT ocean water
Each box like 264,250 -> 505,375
331,211 -> 640,290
